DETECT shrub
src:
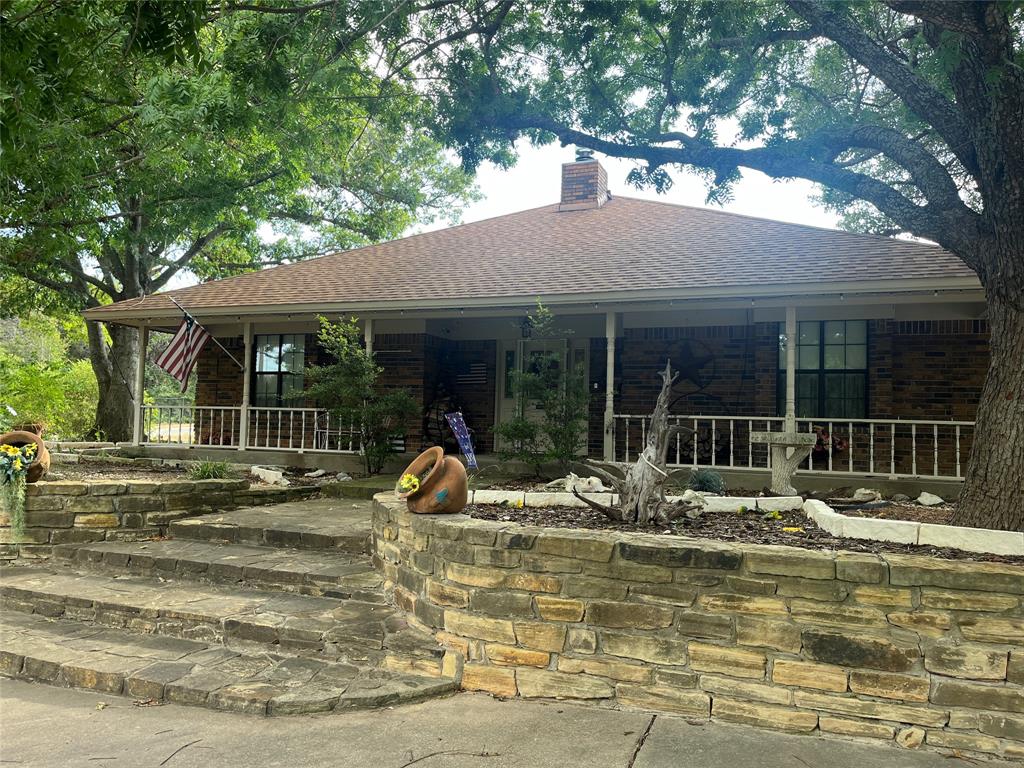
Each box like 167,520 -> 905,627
496,302 -> 590,474
188,460 -> 234,480
494,415 -> 544,475
688,467 -> 726,494
305,316 -> 417,476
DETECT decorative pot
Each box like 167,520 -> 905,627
396,446 -> 468,514
0,430 -> 50,483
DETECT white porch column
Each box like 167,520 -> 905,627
364,317 -> 375,358
131,324 -> 148,446
603,311 -> 617,461
785,305 -> 797,433
238,321 -> 253,451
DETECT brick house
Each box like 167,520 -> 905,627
86,153 -> 985,483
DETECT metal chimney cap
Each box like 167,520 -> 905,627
575,147 -> 595,162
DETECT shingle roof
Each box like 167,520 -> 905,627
86,196 -> 977,319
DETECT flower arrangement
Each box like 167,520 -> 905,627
812,425 -> 848,456
397,472 -> 421,494
1,442 -> 37,539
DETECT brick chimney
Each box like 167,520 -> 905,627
559,148 -> 609,211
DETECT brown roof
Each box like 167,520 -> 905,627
86,196 -> 977,319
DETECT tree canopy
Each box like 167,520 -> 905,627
417,0 -> 1023,529
0,0 -> 496,438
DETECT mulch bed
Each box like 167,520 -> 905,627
837,502 -> 953,525
45,459 -> 190,483
45,459 -> 327,487
466,503 -> 1024,565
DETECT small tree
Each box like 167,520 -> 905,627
495,303 -> 590,475
306,317 -> 416,475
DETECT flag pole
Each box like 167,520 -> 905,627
167,296 -> 244,370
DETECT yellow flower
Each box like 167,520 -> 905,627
13,459 -> 22,471
24,444 -> 36,455
398,473 -> 420,493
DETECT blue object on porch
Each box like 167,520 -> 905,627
445,412 -> 478,469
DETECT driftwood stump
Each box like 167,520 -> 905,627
575,360 -> 698,525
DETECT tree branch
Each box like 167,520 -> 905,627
785,1 -> 979,178
505,113 -> 980,260
150,223 -> 231,291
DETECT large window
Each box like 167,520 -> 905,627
778,321 -> 867,418
253,334 -> 305,407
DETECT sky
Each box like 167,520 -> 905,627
416,140 -> 841,234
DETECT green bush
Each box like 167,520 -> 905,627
188,460 -> 234,480
496,302 -> 590,474
306,316 -> 417,476
0,314 -> 98,439
688,467 -> 726,494
494,415 -> 544,474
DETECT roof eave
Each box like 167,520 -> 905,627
83,274 -> 983,325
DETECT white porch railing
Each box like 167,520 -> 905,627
612,414 -> 975,480
141,405 -> 241,447
140,405 -> 362,454
247,407 -> 359,453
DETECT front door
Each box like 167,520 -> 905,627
494,338 -> 589,452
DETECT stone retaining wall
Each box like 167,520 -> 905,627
1,479 -> 326,559
373,498 -> 1024,761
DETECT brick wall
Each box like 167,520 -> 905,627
375,498 -> 1024,761
883,320 -> 989,421
559,159 -> 608,209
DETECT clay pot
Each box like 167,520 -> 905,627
0,430 -> 50,483
396,446 -> 468,514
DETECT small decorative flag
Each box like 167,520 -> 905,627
154,315 -> 210,392
445,412 -> 478,469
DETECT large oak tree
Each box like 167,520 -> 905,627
0,0 -> 501,440
421,0 -> 1024,530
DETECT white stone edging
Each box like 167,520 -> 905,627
802,499 -> 1024,556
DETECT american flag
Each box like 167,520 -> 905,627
154,315 -> 210,392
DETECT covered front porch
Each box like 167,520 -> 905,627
127,284 -> 986,488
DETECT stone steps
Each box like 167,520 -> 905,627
52,538 -> 382,600
0,567 -> 445,674
167,499 -> 373,553
0,609 -> 454,715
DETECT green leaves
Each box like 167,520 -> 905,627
1,0 -> 475,311
306,316 -> 416,475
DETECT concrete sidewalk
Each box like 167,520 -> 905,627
0,680 -> 1007,768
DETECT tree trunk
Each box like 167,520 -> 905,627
952,295 -> 1024,531
86,322 -> 139,443
619,361 -> 680,524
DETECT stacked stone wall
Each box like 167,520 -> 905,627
1,480 -> 322,559
374,498 -> 1023,761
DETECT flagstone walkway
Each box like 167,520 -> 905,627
0,499 -> 454,715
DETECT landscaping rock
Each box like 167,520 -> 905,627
916,491 -> 944,506
251,466 -> 289,486
852,488 -> 881,502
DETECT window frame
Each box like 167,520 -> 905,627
252,333 -> 307,408
777,320 -> 869,419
